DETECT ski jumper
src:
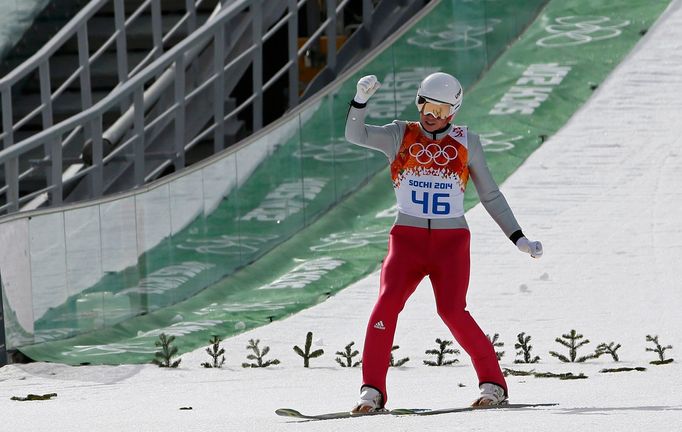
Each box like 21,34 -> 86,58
345,100 -> 526,405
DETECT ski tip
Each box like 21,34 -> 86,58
275,408 -> 302,417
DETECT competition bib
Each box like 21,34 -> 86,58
390,123 -> 469,219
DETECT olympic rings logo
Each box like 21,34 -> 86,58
176,234 -> 278,255
293,139 -> 374,163
409,143 -> 458,166
479,131 -> 522,153
310,229 -> 388,252
536,16 -> 630,48
407,20 -> 501,52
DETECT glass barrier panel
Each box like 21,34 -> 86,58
165,169 -> 214,305
98,196 -> 139,326
0,218 -> 34,349
328,88 -> 382,200
202,153 -> 238,217
135,184 -> 172,254
296,98 -> 342,223
29,212 -> 68,343
169,170 -> 204,236
99,197 -> 138,273
482,0 -> 545,70
397,0 -> 487,91
134,183 -> 172,313
317,89 -> 377,203
64,205 -> 105,335
188,153 -> 243,284
64,206 -> 103,296
234,115 -> 304,267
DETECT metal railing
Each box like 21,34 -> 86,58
0,0 -> 222,212
0,0 -> 377,215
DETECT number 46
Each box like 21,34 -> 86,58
411,191 -> 450,215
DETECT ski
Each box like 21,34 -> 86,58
276,403 -> 557,420
390,402 -> 558,416
275,408 -> 389,421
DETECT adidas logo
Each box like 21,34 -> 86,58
373,321 -> 386,330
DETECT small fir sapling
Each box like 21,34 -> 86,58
424,338 -> 460,366
293,331 -> 324,368
596,342 -> 622,362
390,345 -> 409,367
503,368 -> 536,377
152,333 -> 182,368
503,368 -> 587,379
487,333 -> 505,360
242,339 -> 281,368
600,367 -> 646,373
11,393 -> 58,401
514,332 -> 540,364
646,335 -> 674,365
549,329 -> 599,363
335,342 -> 361,367
534,371 -> 588,380
201,335 -> 226,368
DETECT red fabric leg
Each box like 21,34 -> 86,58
428,229 -> 508,394
360,226 -> 507,405
361,226 -> 425,405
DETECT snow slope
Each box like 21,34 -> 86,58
2,1 -> 682,431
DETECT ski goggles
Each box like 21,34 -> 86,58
416,96 -> 454,119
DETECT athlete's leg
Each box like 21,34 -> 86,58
361,225 -> 426,405
428,229 -> 507,394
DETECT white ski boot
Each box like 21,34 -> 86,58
351,386 -> 385,414
472,383 -> 508,407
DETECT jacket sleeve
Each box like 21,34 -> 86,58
467,132 -> 524,242
345,100 -> 403,162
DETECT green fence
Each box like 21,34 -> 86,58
4,0 -> 669,364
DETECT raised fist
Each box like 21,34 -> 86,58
354,75 -> 381,104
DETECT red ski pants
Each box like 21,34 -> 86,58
361,225 -> 507,404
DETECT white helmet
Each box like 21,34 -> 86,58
415,72 -> 463,117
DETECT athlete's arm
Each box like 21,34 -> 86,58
345,101 -> 403,162
345,75 -> 403,161
467,132 -> 524,241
